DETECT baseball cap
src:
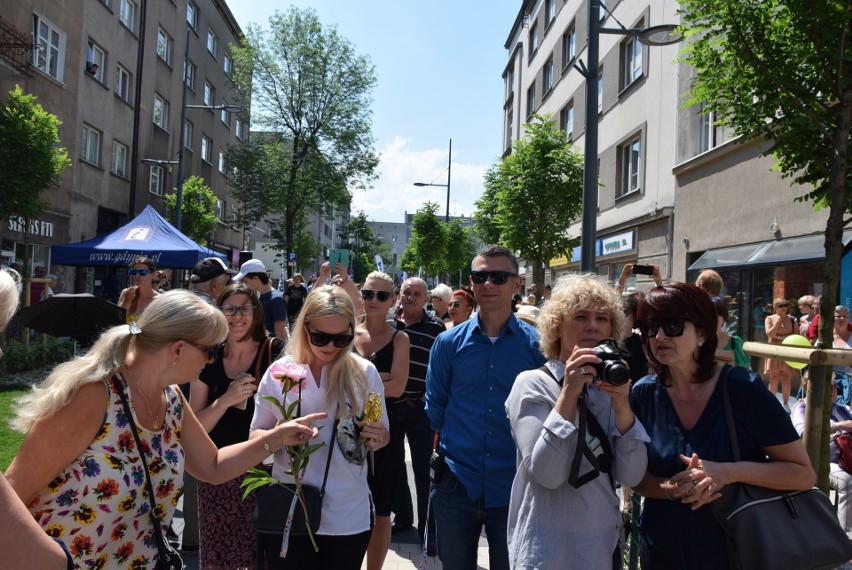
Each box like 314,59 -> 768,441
190,257 -> 237,283
234,258 -> 267,281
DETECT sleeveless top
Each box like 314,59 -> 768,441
359,329 -> 399,375
28,376 -> 185,569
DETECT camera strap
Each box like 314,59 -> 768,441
539,365 -> 615,490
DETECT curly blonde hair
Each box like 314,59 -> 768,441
537,273 -> 626,360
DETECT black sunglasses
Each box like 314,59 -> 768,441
641,317 -> 689,337
307,327 -> 354,348
361,289 -> 392,302
129,269 -> 151,276
470,270 -> 518,285
186,341 -> 223,362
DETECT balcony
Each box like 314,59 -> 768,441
0,17 -> 33,79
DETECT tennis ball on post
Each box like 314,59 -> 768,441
782,334 -> 811,370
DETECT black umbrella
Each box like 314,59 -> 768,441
21,294 -> 126,342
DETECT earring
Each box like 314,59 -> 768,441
172,359 -> 178,365
698,342 -> 704,347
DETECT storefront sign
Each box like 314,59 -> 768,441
600,231 -> 634,257
8,217 -> 54,237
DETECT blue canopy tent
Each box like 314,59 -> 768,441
52,205 -> 226,268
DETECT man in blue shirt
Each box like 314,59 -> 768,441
426,244 -> 545,570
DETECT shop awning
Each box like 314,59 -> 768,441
688,231 -> 852,271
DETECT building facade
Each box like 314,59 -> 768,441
0,0 -> 246,295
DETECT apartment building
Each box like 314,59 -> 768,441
0,0 -> 246,294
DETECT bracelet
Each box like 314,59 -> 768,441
664,479 -> 675,501
261,433 -> 273,454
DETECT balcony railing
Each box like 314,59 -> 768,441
0,17 -> 33,73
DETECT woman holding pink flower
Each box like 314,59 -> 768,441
251,285 -> 390,569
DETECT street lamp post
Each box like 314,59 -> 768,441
413,138 -> 452,223
576,2 -> 682,272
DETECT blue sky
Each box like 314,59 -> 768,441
225,0 -> 521,223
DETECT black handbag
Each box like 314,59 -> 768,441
112,375 -> 184,570
711,367 -> 852,570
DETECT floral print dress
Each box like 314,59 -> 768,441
27,375 -> 185,570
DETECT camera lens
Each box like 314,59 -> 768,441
602,362 -> 630,386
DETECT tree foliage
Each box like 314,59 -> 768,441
0,86 -> 70,268
444,220 -> 479,288
680,0 -> 852,486
400,202 -> 447,279
344,211 -> 391,282
475,115 -> 584,289
163,176 -> 217,243
228,6 -> 379,275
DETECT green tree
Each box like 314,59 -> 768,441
343,212 -> 391,282
0,85 -> 70,276
473,184 -> 502,245
401,202 -> 447,281
229,7 -> 379,276
476,115 -> 584,291
444,220 -> 479,288
163,176 -> 217,243
680,0 -> 852,486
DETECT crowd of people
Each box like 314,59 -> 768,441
1,251 -> 846,570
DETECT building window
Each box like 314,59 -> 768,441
220,102 -> 230,127
599,0 -> 607,20
223,54 -> 232,75
32,13 -> 65,81
186,0 -> 198,30
526,84 -> 536,117
506,67 -> 514,99
618,135 -> 641,196
597,69 -> 603,113
545,0 -> 556,25
99,0 -> 112,8
81,124 -> 101,165
215,198 -> 225,221
562,25 -> 576,67
111,141 -> 128,177
115,64 -> 131,101
699,105 -> 716,153
201,135 -> 211,162
218,150 -> 227,173
156,28 -> 172,64
543,57 -> 554,93
119,0 -> 136,31
203,81 -> 214,106
149,165 -> 164,195
623,36 -> 642,88
184,59 -> 196,89
559,101 -> 574,141
153,94 -> 169,130
184,120 -> 194,150
506,108 -> 513,148
529,22 -> 539,55
207,29 -> 218,58
86,42 -> 105,82
235,118 -> 244,140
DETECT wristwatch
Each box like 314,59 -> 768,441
262,434 -> 273,453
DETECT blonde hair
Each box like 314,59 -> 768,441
13,290 -> 228,432
537,273 -> 626,360
0,269 -> 19,330
286,285 -> 368,418
365,271 -> 394,291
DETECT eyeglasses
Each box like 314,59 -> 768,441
186,340 -> 222,362
470,270 -> 518,285
448,301 -> 468,309
361,289 -> 392,302
129,269 -> 151,276
306,327 -> 354,348
777,303 -> 789,308
640,317 -> 689,337
221,305 -> 256,316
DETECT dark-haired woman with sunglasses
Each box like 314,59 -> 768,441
251,285 -> 390,569
117,256 -> 160,323
190,283 -> 283,569
629,283 -> 814,570
354,271 -> 410,570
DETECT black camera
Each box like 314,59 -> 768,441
591,339 -> 631,386
430,447 -> 446,483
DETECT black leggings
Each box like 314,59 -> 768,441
261,530 -> 371,570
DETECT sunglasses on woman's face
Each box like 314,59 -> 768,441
448,301 -> 468,309
361,289 -> 391,302
186,341 -> 223,363
307,327 -> 354,348
129,269 -> 151,276
641,317 -> 689,337
470,270 -> 518,285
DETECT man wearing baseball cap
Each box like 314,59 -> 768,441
235,258 -> 288,340
190,257 -> 236,305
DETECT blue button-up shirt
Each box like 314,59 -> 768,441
426,312 -> 545,507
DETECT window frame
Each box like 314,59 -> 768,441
543,57 -> 554,94
115,63 -> 131,101
215,198 -> 225,221
119,0 -> 136,32
184,59 -> 196,90
207,28 -> 218,58
560,101 -> 574,141
618,134 -> 642,197
87,41 -> 105,83
149,165 -> 165,196
32,12 -> 65,81
526,84 -> 536,117
184,119 -> 194,150
111,140 -> 128,178
201,135 -> 212,163
235,118 -> 244,140
203,81 -> 214,106
223,54 -> 232,75
153,94 -> 170,131
529,21 -> 539,56
562,24 -> 576,69
622,35 -> 643,89
81,124 -> 101,166
186,0 -> 199,30
218,150 -> 227,174
156,27 -> 172,65
545,0 -> 556,26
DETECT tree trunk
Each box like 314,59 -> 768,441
532,259 -> 545,306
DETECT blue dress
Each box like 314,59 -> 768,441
629,365 -> 799,569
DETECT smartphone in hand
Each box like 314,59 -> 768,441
632,264 -> 654,275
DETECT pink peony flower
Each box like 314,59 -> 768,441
269,361 -> 308,393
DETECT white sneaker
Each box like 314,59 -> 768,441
783,403 -> 792,413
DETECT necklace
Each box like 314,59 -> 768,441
125,371 -> 163,430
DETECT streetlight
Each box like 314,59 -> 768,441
575,3 -> 682,272
413,138 -> 452,223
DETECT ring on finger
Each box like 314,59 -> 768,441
580,366 -> 587,375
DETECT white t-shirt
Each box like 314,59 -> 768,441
251,354 -> 388,535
